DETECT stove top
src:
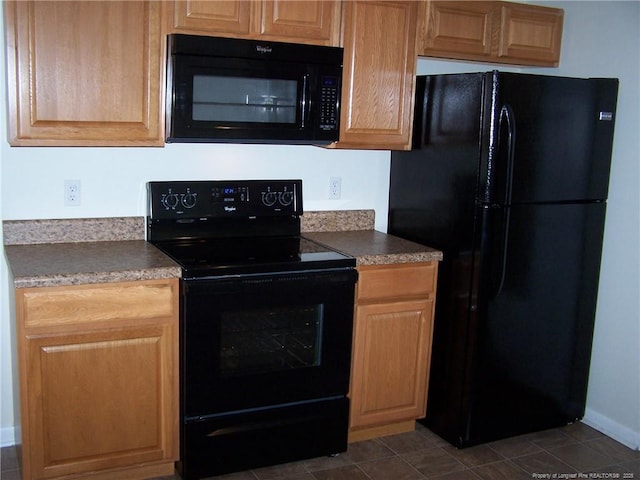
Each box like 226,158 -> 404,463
146,180 -> 354,278
153,236 -> 354,278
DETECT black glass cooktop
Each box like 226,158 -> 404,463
152,235 -> 355,279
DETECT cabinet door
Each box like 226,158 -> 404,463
22,324 -> 177,479
350,299 -> 434,429
337,1 -> 418,150
5,1 -> 165,146
170,1 -> 340,46
260,1 -> 340,45
15,279 -> 179,480
171,0 -> 252,35
497,2 -> 563,66
422,1 -> 496,59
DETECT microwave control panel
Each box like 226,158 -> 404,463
319,76 -> 339,131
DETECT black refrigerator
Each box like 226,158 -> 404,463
388,71 -> 618,448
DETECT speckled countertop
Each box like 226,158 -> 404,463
3,211 -> 441,288
4,241 -> 182,288
304,230 -> 442,266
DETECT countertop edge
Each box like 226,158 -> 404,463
11,266 -> 183,289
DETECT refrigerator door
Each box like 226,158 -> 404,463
485,73 -> 618,205
462,201 -> 607,445
389,73 -> 487,251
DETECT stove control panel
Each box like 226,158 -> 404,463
147,180 -> 303,219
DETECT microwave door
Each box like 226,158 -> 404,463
168,59 -> 313,144
193,75 -> 300,125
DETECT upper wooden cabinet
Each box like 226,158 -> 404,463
420,1 -> 564,67
168,0 -> 341,46
4,1 -> 165,146
336,1 -> 418,150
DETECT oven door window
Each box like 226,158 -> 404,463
183,270 -> 356,418
193,76 -> 298,124
220,304 -> 323,377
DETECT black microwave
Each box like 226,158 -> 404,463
166,34 -> 343,145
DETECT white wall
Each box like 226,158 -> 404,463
1,1 -> 638,450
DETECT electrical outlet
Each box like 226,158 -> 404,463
64,180 -> 81,206
329,177 -> 342,200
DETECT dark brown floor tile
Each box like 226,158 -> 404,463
311,465 -> 370,480
347,439 -> 395,463
526,428 -> 579,450
415,424 -> 452,448
560,422 -> 606,442
487,435 -> 544,459
548,442 -> 618,472
471,460 -> 530,480
304,453 -> 355,473
253,459 -> 308,479
402,447 -> 467,477
255,473 -> 315,480
583,436 -> 640,463
0,470 -> 22,480
429,470 -> 481,480
358,456 -> 424,480
510,451 -> 576,475
429,471 -> 480,480
209,471 -> 259,480
443,445 -> 505,467
608,458 -> 640,476
1,445 -> 19,472
379,430 -> 441,454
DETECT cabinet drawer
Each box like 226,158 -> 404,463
357,263 -> 437,302
19,280 -> 178,329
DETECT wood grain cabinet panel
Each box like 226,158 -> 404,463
423,1 -> 496,59
15,279 -> 179,480
420,0 -> 563,67
169,0 -> 341,46
349,263 -> 438,442
171,0 -> 252,35
337,1 -> 418,150
4,1 -> 165,146
497,2 -> 564,65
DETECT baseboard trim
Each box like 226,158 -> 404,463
583,407 -> 640,451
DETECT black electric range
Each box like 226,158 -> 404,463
146,180 -> 357,479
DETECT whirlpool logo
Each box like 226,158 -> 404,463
256,45 -> 273,54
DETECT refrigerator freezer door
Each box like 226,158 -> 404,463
389,73 -> 486,252
489,74 -> 618,204
462,201 -> 607,445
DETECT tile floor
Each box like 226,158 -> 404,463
2,422 -> 638,480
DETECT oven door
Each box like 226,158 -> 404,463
182,268 -> 357,419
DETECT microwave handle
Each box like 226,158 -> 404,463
301,74 -> 309,128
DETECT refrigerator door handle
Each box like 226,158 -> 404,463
491,105 -> 516,298
499,104 -> 516,206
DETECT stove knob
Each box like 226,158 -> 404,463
161,193 -> 179,210
181,192 -> 197,209
262,191 -> 278,206
279,191 -> 294,206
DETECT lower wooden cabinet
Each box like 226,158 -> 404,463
349,262 -> 438,442
14,279 -> 179,480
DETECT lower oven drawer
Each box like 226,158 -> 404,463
179,397 -> 349,479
